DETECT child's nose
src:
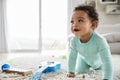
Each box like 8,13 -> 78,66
72,22 -> 77,27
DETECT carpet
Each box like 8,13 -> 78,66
0,53 -> 120,80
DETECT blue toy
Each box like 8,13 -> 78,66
30,61 -> 61,80
1,63 -> 10,70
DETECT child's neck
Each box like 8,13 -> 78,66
80,32 -> 93,43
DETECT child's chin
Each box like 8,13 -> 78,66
73,32 -> 80,36
74,34 -> 80,37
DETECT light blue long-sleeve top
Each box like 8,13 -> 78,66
68,31 -> 113,80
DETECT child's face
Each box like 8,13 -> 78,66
71,10 -> 96,37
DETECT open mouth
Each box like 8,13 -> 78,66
73,29 -> 80,32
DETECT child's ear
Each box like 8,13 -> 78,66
91,20 -> 98,30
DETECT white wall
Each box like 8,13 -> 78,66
96,0 -> 120,25
96,0 -> 120,33
0,0 -> 8,53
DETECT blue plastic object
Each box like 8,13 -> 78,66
30,72 -> 43,80
30,61 -> 61,80
1,63 -> 10,70
43,61 -> 61,73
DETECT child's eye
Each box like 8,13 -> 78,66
71,20 -> 74,24
78,19 -> 83,22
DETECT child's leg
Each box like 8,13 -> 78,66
75,54 -> 90,73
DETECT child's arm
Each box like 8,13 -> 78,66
68,37 -> 78,74
99,48 -> 113,80
96,36 -> 113,80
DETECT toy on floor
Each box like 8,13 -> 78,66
1,63 -> 32,76
2,68 -> 33,76
61,55 -> 67,59
30,61 -> 61,80
1,63 -> 10,70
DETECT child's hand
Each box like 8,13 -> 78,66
67,72 -> 75,78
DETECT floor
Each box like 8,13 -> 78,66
0,52 -> 120,80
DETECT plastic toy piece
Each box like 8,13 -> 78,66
1,63 -> 10,70
2,68 -> 33,76
61,55 -> 67,59
42,61 -> 61,73
1,63 -> 32,76
30,61 -> 61,80
82,74 -> 85,79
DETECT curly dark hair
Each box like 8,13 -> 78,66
73,5 -> 99,22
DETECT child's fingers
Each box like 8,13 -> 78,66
67,73 -> 75,78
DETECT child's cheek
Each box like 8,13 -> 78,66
71,27 -> 74,33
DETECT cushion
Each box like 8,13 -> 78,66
96,24 -> 120,34
103,32 -> 120,43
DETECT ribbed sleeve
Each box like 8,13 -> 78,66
68,37 -> 78,73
